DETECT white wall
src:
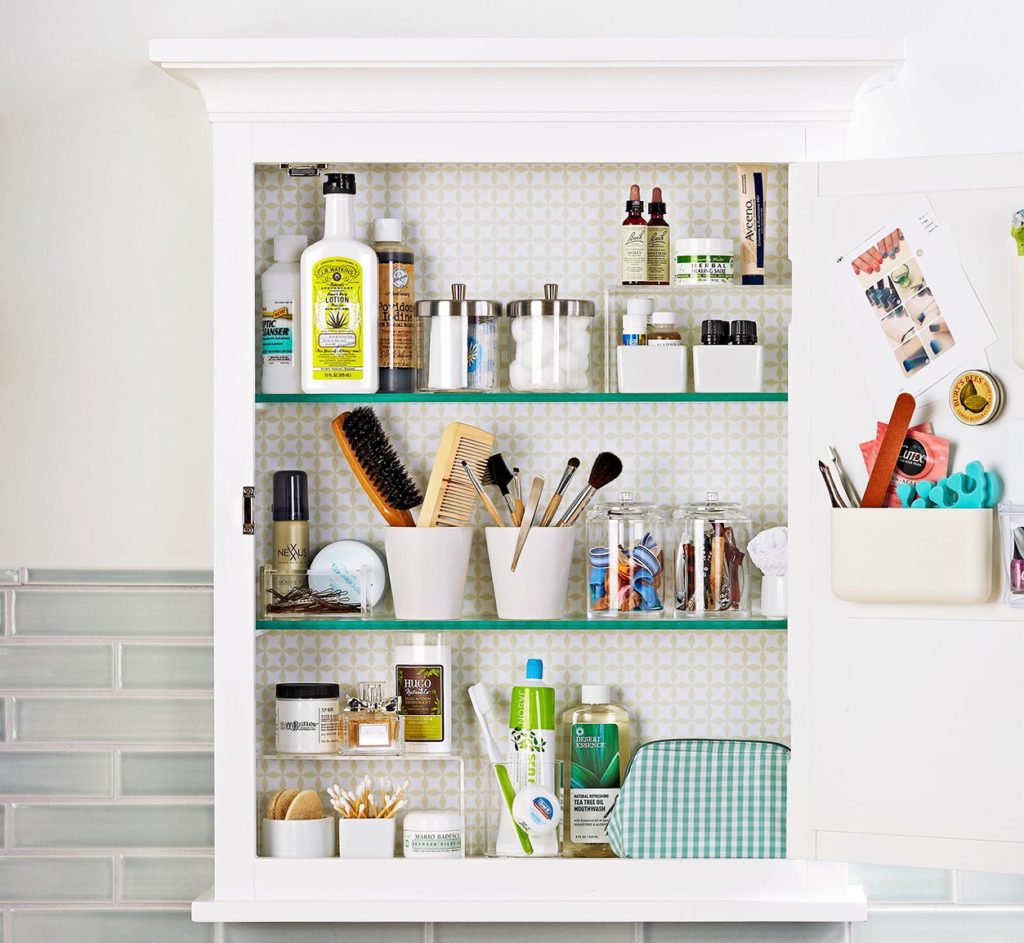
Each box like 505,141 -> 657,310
0,0 -> 1020,567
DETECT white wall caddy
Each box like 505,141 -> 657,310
146,37 -> 1024,928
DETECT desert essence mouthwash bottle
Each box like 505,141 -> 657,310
561,684 -> 632,857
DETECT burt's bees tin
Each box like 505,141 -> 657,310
950,369 -> 1002,426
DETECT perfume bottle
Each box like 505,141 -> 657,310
341,681 -> 405,755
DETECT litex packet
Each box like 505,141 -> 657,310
860,422 -> 950,508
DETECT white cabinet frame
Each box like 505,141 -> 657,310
151,36 -> 911,923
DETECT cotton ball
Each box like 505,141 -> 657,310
747,527 -> 788,577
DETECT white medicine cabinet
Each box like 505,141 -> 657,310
151,37 -> 1024,925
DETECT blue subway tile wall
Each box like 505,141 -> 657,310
1,571 -> 1023,943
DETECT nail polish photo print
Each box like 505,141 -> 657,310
830,198 -> 995,408
858,231 -> 953,377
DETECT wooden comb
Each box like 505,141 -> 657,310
418,423 -> 496,527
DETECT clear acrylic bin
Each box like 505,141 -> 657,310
259,565 -> 374,620
485,760 -> 564,858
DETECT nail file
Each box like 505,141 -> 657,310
511,476 -> 545,572
861,392 -> 916,509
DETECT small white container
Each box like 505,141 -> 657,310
675,237 -> 734,284
760,575 -> 788,617
616,346 -> 688,393
485,527 -> 576,620
261,817 -> 335,858
403,810 -> 463,858
692,319 -> 763,394
507,284 -> 595,392
384,527 -> 473,620
338,817 -> 396,859
275,683 -> 340,755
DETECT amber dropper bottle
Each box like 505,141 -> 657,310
645,187 -> 670,286
621,184 -> 647,286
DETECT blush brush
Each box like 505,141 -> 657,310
556,452 -> 623,527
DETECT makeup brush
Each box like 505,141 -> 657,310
539,457 -> 580,526
486,454 -> 517,521
511,467 -> 524,526
461,460 -> 506,527
556,452 -> 623,527
331,408 -> 423,526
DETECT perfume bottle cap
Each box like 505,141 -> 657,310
581,684 -> 611,704
273,470 -> 308,522
701,319 -> 729,345
525,658 -> 544,680
324,172 -> 356,195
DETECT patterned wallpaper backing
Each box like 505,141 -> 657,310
253,163 -> 791,854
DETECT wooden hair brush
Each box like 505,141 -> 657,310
331,408 -> 423,526
419,423 -> 496,527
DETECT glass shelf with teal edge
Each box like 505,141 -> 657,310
256,392 -> 787,404
255,616 -> 787,631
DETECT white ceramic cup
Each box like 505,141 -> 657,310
261,817 -> 336,858
338,817 -> 397,859
384,527 -> 474,620
760,575 -> 788,618
486,526 -> 576,620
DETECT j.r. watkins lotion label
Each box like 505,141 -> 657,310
569,723 -> 621,843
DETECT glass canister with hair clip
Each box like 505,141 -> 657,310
586,493 -> 667,619
672,492 -> 751,618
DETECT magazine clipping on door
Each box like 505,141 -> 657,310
830,198 -> 996,410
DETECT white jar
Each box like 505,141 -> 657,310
275,683 -> 340,754
507,284 -> 595,392
402,810 -> 463,859
675,238 -> 734,284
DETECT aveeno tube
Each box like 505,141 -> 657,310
736,164 -> 768,285
496,658 -> 558,856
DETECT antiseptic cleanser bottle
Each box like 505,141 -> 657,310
300,173 -> 378,393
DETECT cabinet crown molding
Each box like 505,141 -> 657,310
150,36 -> 905,139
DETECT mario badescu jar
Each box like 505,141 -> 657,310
275,683 -> 340,754
402,810 -> 463,859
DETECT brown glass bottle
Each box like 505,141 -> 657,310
645,187 -> 670,285
620,184 -> 647,285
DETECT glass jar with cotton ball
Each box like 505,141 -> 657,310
506,284 -> 596,392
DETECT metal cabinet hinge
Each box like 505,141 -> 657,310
243,486 -> 255,535
281,163 -> 326,177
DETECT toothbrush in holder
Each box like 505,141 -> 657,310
467,682 -> 533,856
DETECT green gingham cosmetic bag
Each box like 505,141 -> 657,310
607,739 -> 789,858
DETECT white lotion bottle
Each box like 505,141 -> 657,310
392,633 -> 452,754
300,173 -> 379,393
260,234 -> 308,395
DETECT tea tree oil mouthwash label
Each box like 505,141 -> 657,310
569,723 -> 621,843
396,664 -> 444,742
311,257 -> 364,381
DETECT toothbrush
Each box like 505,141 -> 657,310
467,682 -> 533,855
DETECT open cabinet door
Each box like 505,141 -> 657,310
788,152 -> 1024,873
